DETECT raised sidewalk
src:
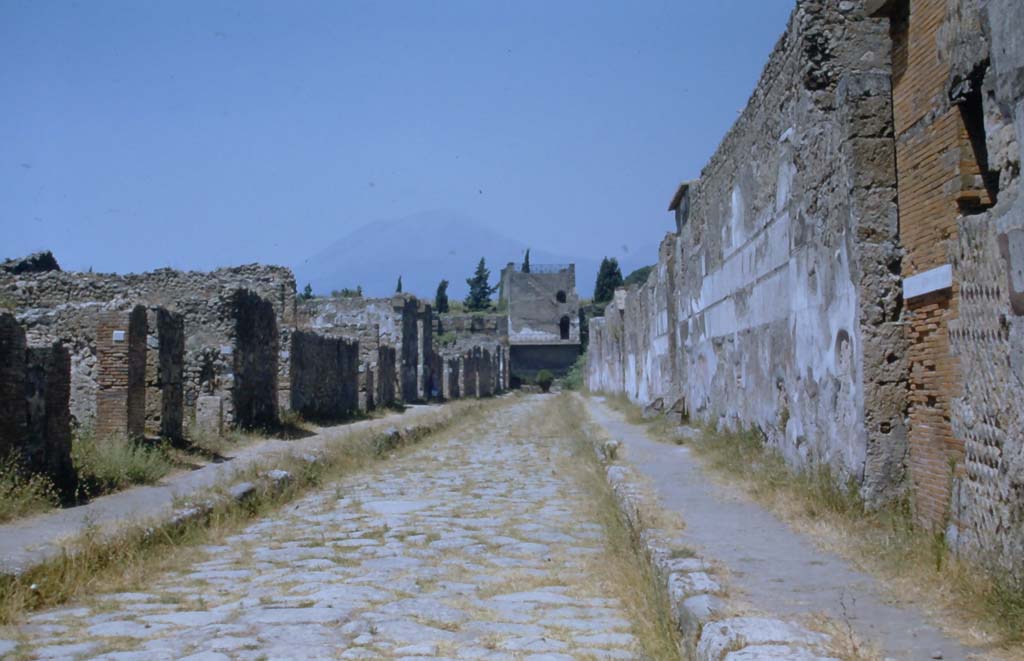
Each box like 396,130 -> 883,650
0,404 -> 444,576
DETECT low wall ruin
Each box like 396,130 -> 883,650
0,313 -> 76,502
289,331 -> 359,421
1,265 -> 294,433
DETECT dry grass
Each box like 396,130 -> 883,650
0,455 -> 59,523
71,430 -> 174,498
0,397 -> 506,625
604,394 -> 1024,655
547,394 -> 682,660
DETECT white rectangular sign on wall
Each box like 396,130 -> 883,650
903,264 -> 953,300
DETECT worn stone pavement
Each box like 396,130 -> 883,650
584,396 -> 975,661
4,396 -> 642,660
0,404 -> 446,576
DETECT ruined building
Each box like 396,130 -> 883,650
499,263 -> 581,381
0,255 -> 508,505
586,0 -> 1024,577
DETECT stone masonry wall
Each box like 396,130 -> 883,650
587,0 -> 906,503
0,314 -> 27,460
0,313 -> 76,502
943,0 -> 1024,576
500,264 -> 581,345
1,264 -> 296,431
231,290 -> 279,430
24,342 -> 76,501
289,331 -> 359,421
145,308 -> 185,440
299,294 -> 423,403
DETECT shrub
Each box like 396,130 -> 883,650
537,370 -> 554,393
563,354 -> 586,391
72,431 -> 172,497
0,454 -> 58,522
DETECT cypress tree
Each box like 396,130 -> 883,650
465,258 -> 496,311
435,279 -> 450,313
593,257 -> 624,304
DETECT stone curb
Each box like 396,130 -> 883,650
594,440 -> 837,661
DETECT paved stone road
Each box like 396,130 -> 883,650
9,397 -> 641,660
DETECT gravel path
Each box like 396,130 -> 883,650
8,396 -> 641,660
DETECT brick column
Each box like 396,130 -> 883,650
95,306 -> 147,439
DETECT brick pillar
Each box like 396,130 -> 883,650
96,306 -> 147,439
0,313 -> 28,458
25,343 -> 76,502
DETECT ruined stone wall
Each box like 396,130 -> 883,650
0,313 -> 76,501
586,0 -> 905,500
443,357 -> 460,400
435,313 -> 508,338
376,345 -> 397,408
1,264 -> 295,431
289,331 -> 359,421
231,290 -> 279,430
500,264 -> 581,345
417,301 -> 435,400
145,308 -> 185,440
299,294 -> 424,403
24,343 -> 76,501
0,314 -> 28,459
942,0 -> 1024,576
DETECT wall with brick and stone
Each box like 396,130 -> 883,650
941,0 -> 1024,577
299,294 -> 426,403
1,265 -> 294,433
587,0 -> 907,503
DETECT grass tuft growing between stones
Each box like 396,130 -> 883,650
0,397 -> 505,626
72,430 -> 174,498
550,393 -> 682,660
0,455 -> 59,524
604,394 -> 1024,654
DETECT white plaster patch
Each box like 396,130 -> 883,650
903,264 -> 952,300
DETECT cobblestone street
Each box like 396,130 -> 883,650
11,397 -> 642,660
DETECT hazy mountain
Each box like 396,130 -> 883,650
292,210 -> 661,300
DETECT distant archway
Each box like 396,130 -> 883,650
559,316 -> 570,340
556,290 -> 567,303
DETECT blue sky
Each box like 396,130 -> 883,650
1,0 -> 793,275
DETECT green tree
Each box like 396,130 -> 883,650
396,276 -> 403,293
464,257 -> 496,311
593,257 -> 624,304
301,283 -> 314,300
623,265 -> 654,288
435,279 -> 450,313
521,249 -> 531,273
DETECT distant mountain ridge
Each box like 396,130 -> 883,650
291,210 -> 658,300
